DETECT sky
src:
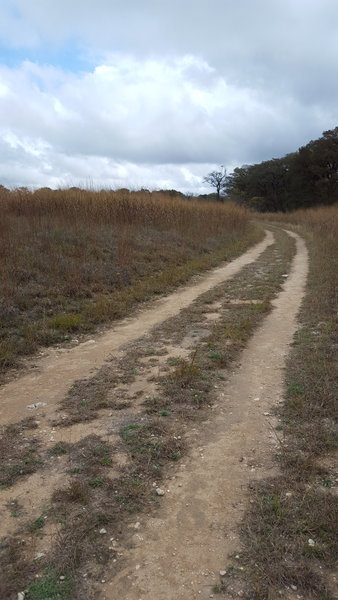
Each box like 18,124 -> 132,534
0,0 -> 338,193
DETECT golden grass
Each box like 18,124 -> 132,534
259,203 -> 337,240
0,187 -> 256,375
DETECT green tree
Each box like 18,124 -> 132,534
225,127 -> 338,212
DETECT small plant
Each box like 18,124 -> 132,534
321,478 -> 333,488
288,381 -> 305,395
207,351 -> 222,360
172,351 -> 201,386
211,583 -> 227,593
159,409 -> 171,417
143,396 -> 167,414
126,503 -> 140,514
89,477 -> 104,488
93,443 -> 110,456
68,466 -> 82,474
49,442 -> 68,456
29,515 -> 46,532
8,498 -> 21,517
170,450 -> 181,461
121,423 -> 141,444
131,478 -> 142,486
24,455 -> 41,466
53,480 -> 89,504
168,357 -> 181,366
27,568 -> 72,600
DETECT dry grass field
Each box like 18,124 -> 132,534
0,187 -> 257,377
239,205 -> 338,599
0,193 -> 336,600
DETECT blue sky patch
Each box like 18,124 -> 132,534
0,40 -> 90,72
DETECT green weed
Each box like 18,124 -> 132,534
47,313 -> 84,332
89,477 -> 104,488
27,568 -> 72,600
29,516 -> 46,532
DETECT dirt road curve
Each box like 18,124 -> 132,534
0,231 -> 273,427
106,230 -> 309,600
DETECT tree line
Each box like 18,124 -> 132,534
204,127 -> 338,212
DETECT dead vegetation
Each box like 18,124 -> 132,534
34,423 -> 183,599
240,481 -> 338,599
0,417 -> 42,488
0,186 -> 257,377
56,365 -> 131,426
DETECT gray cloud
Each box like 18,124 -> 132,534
0,0 -> 337,190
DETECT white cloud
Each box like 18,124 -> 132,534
1,53 -> 334,190
0,0 -> 338,190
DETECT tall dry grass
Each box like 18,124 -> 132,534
0,186 -> 256,374
259,203 -> 337,240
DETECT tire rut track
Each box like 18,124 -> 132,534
108,230 -> 308,600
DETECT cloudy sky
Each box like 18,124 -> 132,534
1,0 -> 337,193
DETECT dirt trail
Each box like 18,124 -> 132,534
0,231 -> 273,426
107,231 -> 309,600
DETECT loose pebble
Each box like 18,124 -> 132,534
34,552 -> 45,560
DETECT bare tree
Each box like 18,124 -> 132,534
203,166 -> 227,201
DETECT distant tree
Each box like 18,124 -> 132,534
295,127 -> 338,205
203,166 -> 227,201
225,127 -> 338,212
158,189 -> 185,198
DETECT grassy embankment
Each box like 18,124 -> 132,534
0,187 -> 259,377
237,205 -> 338,599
